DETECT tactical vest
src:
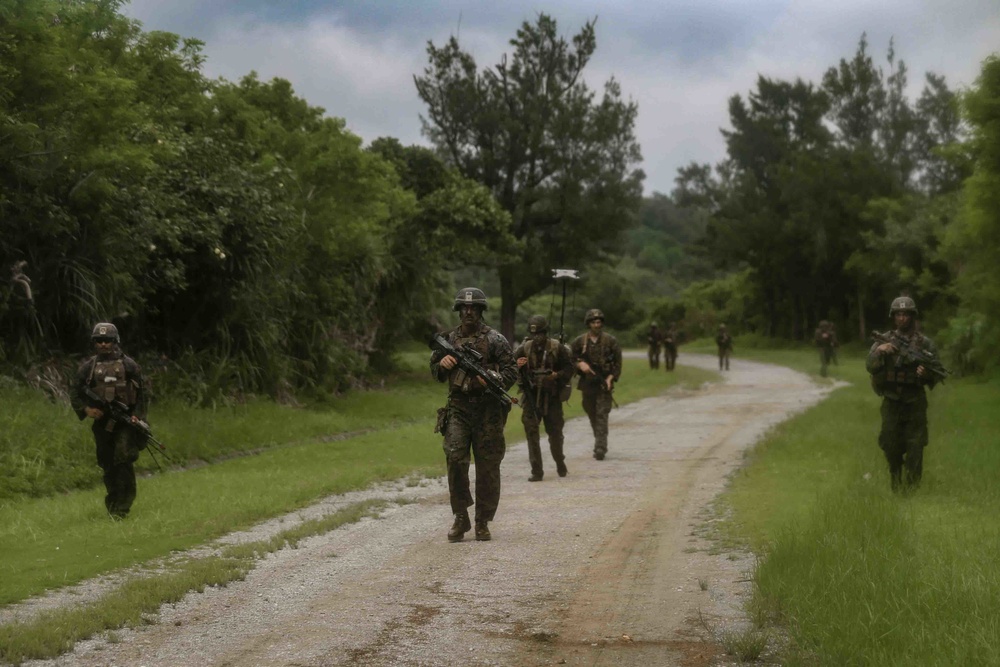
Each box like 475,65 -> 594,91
523,338 -> 561,371
448,326 -> 493,395
88,357 -> 135,404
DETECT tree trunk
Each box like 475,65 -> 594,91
498,266 -> 517,343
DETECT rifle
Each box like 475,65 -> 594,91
430,334 -> 520,409
82,387 -> 172,465
871,331 -> 951,383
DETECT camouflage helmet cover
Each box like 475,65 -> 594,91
584,308 -> 605,324
650,321 -> 659,328
91,322 -> 120,343
889,296 -> 918,316
527,314 -> 548,334
453,287 -> 488,311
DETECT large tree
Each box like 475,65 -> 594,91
414,14 -> 644,340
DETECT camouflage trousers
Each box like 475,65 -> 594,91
718,350 -> 731,370
521,393 -> 565,477
581,381 -> 614,456
647,345 -> 661,369
664,344 -> 678,371
878,394 -> 928,491
819,347 -> 835,377
93,419 -> 141,517
442,396 -> 509,522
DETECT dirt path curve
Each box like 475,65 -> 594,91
31,354 -> 833,667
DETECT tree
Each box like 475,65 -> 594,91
414,14 -> 644,341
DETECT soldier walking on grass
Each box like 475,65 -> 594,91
814,320 -> 839,377
514,315 -> 574,482
715,324 -> 733,371
866,296 -> 944,493
70,323 -> 148,519
570,309 -> 622,461
431,288 -> 518,542
663,322 -> 679,371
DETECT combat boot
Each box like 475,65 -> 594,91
528,472 -> 544,482
447,511 -> 471,542
556,460 -> 568,477
474,520 -> 491,541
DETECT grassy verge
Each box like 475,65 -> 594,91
714,346 -> 1000,665
0,500 -> 390,665
1,357 -> 716,606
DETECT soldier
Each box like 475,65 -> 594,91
814,320 -> 839,377
514,315 -> 574,481
70,323 -> 148,519
663,322 -> 679,371
715,324 -> 733,371
431,287 -> 518,542
646,322 -> 663,369
570,309 -> 622,460
866,296 -> 941,493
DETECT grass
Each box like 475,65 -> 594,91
712,345 -> 1000,666
0,356 -> 716,607
0,500 -> 389,665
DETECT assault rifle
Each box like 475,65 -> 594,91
430,334 -> 520,409
83,387 -> 172,466
871,330 -> 951,383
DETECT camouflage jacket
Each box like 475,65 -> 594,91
430,323 -> 517,397
814,328 -> 838,349
71,350 -> 148,421
513,337 -> 574,395
866,330 -> 939,402
570,331 -> 622,382
715,333 -> 733,351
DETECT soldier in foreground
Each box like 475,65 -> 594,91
814,320 -> 839,377
646,322 -> 663,369
866,296 -> 945,493
715,324 -> 733,371
70,323 -> 148,519
430,288 -> 518,542
514,315 -> 574,481
570,309 -> 622,460
663,323 -> 679,371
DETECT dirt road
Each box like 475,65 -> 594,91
30,353 -> 834,667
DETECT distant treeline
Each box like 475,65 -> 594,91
655,38 -> 1000,373
0,0 -> 517,399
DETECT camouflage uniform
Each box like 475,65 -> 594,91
431,318 -> 518,527
513,318 -> 574,480
646,324 -> 663,369
866,298 -> 940,492
663,324 -> 679,371
570,312 -> 622,460
70,323 -> 148,518
715,327 -> 733,371
814,320 -> 839,377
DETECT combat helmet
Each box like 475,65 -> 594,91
90,322 -> 120,343
650,321 -> 659,328
453,287 -> 488,311
889,296 -> 918,316
584,308 -> 605,324
527,315 -> 548,334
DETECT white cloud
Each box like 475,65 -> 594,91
126,1 -> 1000,194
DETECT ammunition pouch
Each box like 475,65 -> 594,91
434,406 -> 449,434
560,382 -> 572,402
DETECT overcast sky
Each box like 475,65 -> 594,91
123,0 -> 1000,195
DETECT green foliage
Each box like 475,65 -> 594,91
943,55 -> 1000,372
415,14 -> 644,339
0,1 -> 516,396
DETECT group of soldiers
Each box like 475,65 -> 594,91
69,289 -> 943,532
429,287 -> 621,542
645,322 -> 679,370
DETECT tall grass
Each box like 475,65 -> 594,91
718,347 -> 1000,666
